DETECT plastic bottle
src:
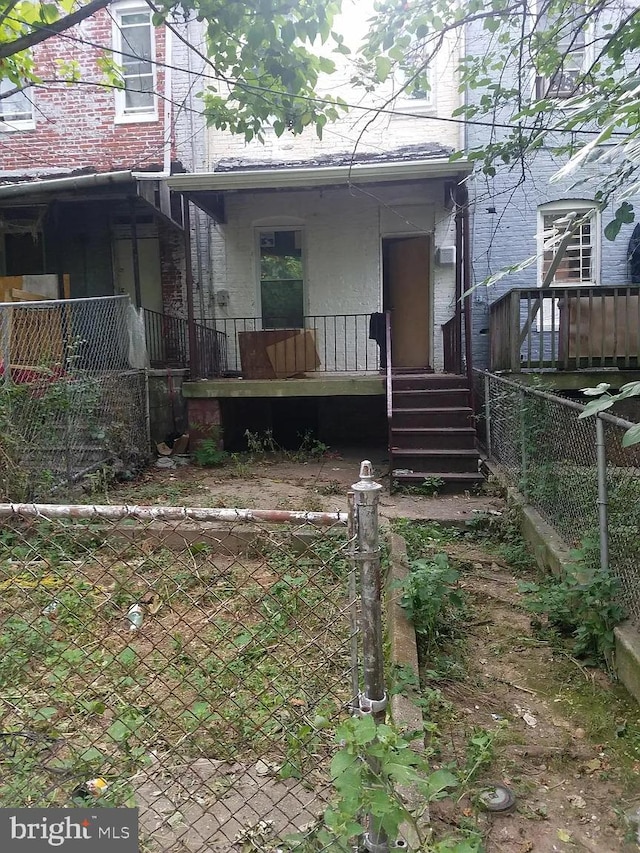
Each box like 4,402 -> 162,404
127,603 -> 143,631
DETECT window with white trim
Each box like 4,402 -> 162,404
0,77 -> 34,131
537,201 -> 598,329
534,2 -> 592,99
539,204 -> 597,285
259,229 -> 304,329
113,3 -> 157,122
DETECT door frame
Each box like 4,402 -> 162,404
381,232 -> 434,370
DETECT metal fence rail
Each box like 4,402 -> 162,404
0,296 -> 149,501
204,314 -> 381,375
0,463 -> 389,852
478,370 -> 640,625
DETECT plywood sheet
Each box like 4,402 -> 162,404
266,329 -> 319,377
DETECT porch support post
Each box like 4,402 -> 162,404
129,196 -> 142,309
461,185 -> 474,386
454,192 -> 464,374
183,198 -> 199,379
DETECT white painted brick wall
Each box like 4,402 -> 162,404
208,179 -> 457,371
206,14 -> 461,164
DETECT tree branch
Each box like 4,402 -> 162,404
0,0 -> 112,59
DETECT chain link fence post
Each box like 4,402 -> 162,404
484,371 -> 492,457
352,460 -> 388,853
595,415 -> 610,572
519,386 -> 528,499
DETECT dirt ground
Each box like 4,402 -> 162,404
103,451 -> 640,851
106,448 -> 502,523
427,543 -> 640,853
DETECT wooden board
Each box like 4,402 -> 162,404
238,330 -> 298,379
560,295 -> 640,360
266,329 -> 319,377
0,275 -> 70,369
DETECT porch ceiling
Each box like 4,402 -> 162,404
0,171 -> 183,230
166,157 -> 471,221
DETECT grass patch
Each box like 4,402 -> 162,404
0,521 -> 351,808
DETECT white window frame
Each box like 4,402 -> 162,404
112,1 -> 158,124
536,200 -> 600,329
256,226 -> 306,329
393,42 -> 435,114
0,78 -> 35,132
531,1 -> 595,100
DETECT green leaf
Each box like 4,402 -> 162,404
604,218 -> 622,241
422,768 -> 458,800
375,55 -> 392,82
622,423 -> 640,446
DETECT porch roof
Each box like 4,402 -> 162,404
167,156 -> 470,193
166,155 -> 471,222
0,170 -> 183,230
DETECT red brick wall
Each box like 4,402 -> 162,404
0,7 -> 173,174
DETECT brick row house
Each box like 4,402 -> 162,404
166,4 -> 484,490
0,1 -> 203,377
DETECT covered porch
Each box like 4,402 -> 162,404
167,150 -> 474,387
0,170 -> 222,374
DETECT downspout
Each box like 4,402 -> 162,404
462,186 -> 474,386
454,195 -> 463,373
184,199 -> 198,378
185,14 -> 207,323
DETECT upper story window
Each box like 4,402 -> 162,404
113,3 -> 157,123
534,3 -> 591,99
395,39 -> 433,111
0,78 -> 35,131
538,201 -> 599,285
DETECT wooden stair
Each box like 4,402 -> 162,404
389,372 -> 483,493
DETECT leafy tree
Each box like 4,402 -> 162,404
0,0 -> 347,139
360,0 -> 640,237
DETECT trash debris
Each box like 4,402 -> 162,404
516,705 -> 538,727
42,600 -> 59,618
568,794 -> 586,809
478,784 -> 516,812
254,759 -> 280,776
72,777 -> 108,801
392,469 -> 413,476
127,604 -> 144,632
155,457 -> 177,469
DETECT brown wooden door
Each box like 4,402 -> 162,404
386,236 -> 431,369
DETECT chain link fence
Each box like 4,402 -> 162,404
0,464 -> 390,851
478,370 -> 640,625
0,296 -> 149,501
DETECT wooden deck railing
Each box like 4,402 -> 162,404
489,285 -> 640,372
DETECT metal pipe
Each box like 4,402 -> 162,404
347,489 -> 360,710
0,295 -> 129,309
0,503 -> 348,526
129,197 -> 142,309
484,372 -> 492,457
472,369 -> 637,432
184,200 -> 199,378
461,185 -> 474,385
519,387 -> 528,496
595,416 -> 610,572
454,191 -> 464,374
351,460 -> 387,853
